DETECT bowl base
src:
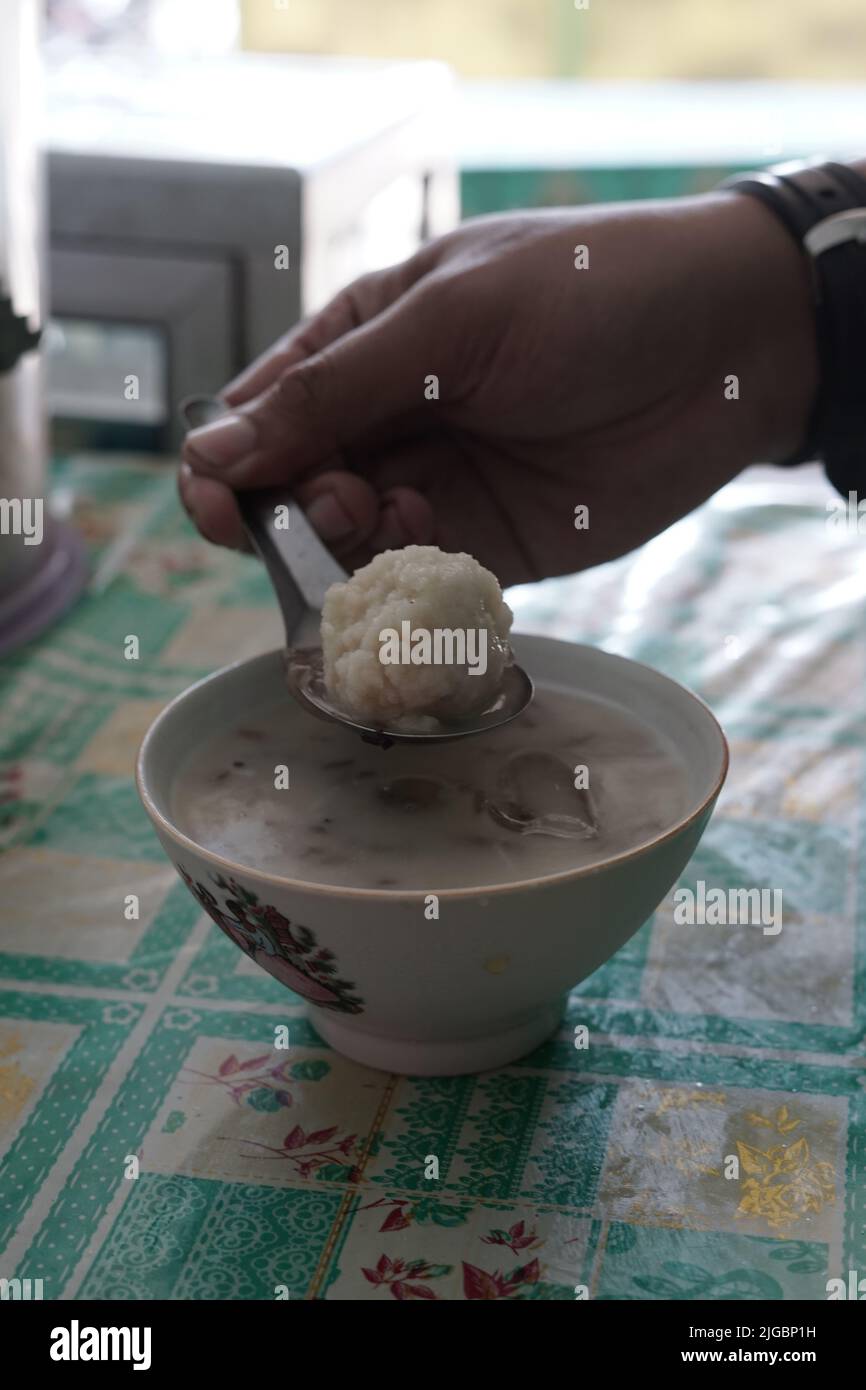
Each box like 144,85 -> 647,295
309,997 -> 565,1075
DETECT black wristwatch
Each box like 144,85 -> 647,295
720,159 -> 866,497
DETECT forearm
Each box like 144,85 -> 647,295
701,189 -> 818,466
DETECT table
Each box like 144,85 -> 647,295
1,455 -> 863,1300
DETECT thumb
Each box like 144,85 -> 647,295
183,286 -> 439,489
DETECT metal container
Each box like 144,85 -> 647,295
0,0 -> 85,656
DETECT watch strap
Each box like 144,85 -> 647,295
720,160 -> 866,488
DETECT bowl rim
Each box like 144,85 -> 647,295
136,638 -> 729,901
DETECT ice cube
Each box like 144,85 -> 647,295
486,751 -> 598,840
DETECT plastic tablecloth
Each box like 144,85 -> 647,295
0,455 -> 863,1301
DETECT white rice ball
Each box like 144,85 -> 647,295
321,546 -> 513,726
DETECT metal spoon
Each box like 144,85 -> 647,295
180,394 -> 534,747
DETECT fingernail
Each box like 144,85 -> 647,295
306,493 -> 355,542
186,413 -> 257,467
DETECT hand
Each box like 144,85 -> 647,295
180,191 -> 817,586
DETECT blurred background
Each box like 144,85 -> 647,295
36,0 -> 866,455
48,0 -> 866,77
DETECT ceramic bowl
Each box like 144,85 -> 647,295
136,634 -> 727,1075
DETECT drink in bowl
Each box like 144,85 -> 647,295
136,633 -> 727,1074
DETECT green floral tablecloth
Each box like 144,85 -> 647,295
0,454 -> 864,1301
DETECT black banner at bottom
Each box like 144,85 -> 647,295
2,1295 -> 860,1375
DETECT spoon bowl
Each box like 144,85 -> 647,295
181,393 -> 535,745
285,645 -> 534,748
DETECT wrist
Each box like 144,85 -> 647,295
712,188 -> 820,465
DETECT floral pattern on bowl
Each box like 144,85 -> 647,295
176,866 -> 365,1014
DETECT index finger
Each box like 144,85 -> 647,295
222,322 -> 313,406
223,258 -> 430,407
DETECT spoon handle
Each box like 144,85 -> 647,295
180,395 -> 348,644
238,489 -> 348,644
